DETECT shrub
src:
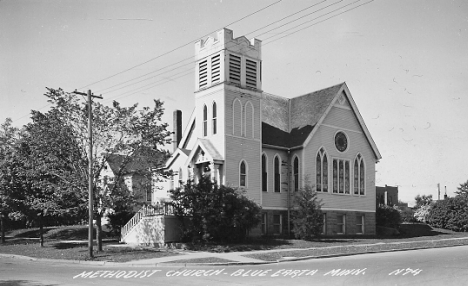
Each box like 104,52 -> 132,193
170,176 -> 262,243
376,205 -> 402,229
427,196 -> 468,232
414,204 -> 432,223
291,185 -> 323,240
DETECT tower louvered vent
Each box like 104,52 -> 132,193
229,54 -> 241,84
199,60 -> 208,88
211,54 -> 220,84
246,59 -> 257,88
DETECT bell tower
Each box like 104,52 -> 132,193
194,28 -> 262,92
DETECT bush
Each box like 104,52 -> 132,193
397,206 -> 417,223
170,176 -> 262,243
414,204 -> 432,223
427,196 -> 468,232
376,205 -> 402,229
291,185 -> 323,240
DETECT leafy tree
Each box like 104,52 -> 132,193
1,111 -> 86,246
43,88 -> 171,251
414,194 -> 433,209
427,196 -> 468,232
0,118 -> 20,243
170,176 -> 262,243
291,185 -> 323,240
455,180 -> 468,197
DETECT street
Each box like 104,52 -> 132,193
1,245 -> 467,286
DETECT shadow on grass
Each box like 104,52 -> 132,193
0,280 -> 58,286
51,242 -> 87,250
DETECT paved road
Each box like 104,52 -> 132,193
1,245 -> 467,286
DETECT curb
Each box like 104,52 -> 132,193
1,237 -> 468,266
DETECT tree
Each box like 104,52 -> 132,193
0,118 -> 20,243
414,194 -> 433,209
455,180 -> 468,197
43,88 -> 171,251
1,111 -> 87,246
170,176 -> 262,243
427,196 -> 468,232
291,185 -> 323,240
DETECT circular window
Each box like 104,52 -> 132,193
335,132 -> 348,152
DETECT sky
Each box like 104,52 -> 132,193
1,0 -> 467,206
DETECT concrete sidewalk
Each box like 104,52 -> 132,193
122,236 -> 468,266
2,237 -> 468,266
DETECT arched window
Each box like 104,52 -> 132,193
203,104 -> 208,137
354,154 -> 365,195
233,99 -> 242,136
262,154 -> 267,192
244,101 -> 254,138
316,148 -> 328,192
274,156 -> 281,193
293,156 -> 299,192
212,102 -> 217,135
240,160 -> 247,187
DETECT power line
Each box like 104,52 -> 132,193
94,55 -> 194,94
252,0 -> 345,39
100,0 -> 373,102
78,0 -> 282,90
98,1 -> 345,99
263,0 -> 373,45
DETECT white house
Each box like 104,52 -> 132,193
127,28 -> 381,241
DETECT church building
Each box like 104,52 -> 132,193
156,28 -> 381,236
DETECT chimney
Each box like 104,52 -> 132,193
173,110 -> 182,152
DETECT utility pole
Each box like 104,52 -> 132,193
73,89 -> 102,258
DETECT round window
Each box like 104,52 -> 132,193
335,132 -> 348,152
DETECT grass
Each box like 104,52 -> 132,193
1,226 -> 179,262
1,223 -> 467,263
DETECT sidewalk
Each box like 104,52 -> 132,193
122,236 -> 468,266
2,236 -> 468,266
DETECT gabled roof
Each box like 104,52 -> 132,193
262,82 -> 382,160
185,138 -> 224,166
262,83 -> 342,149
106,149 -> 166,176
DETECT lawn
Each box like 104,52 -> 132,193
1,226 -> 180,262
1,223 -> 467,263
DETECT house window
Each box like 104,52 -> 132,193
261,213 -> 267,235
354,154 -> 365,195
203,104 -> 208,137
337,214 -> 346,234
316,148 -> 328,192
293,157 -> 299,192
333,158 -> 350,194
240,160 -> 247,187
273,214 -> 282,234
274,156 -> 281,193
212,102 -> 217,135
146,188 -> 152,202
322,213 -> 327,235
262,154 -> 267,192
245,59 -> 257,89
356,214 -> 364,234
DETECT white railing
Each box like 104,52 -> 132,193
120,202 -> 174,240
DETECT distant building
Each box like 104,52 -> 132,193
376,185 -> 398,207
